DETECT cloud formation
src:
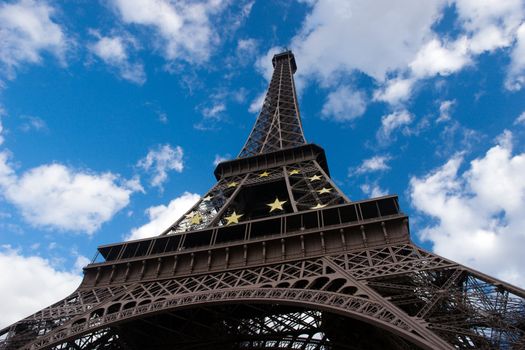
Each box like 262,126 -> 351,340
290,0 -> 446,83
256,0 -> 525,111
360,183 -> 388,198
110,0 -> 225,63
321,85 -> 366,122
354,155 -> 391,174
0,153 -> 139,234
506,23 -> 525,91
137,144 -> 184,191
0,246 -> 81,328
88,32 -> 146,84
410,131 -> 525,287
0,0 -> 67,78
127,191 -> 200,240
376,110 -> 413,143
437,100 -> 455,123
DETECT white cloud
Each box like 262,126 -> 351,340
228,1 -> 254,35
506,23 -> 525,91
437,99 -> 455,123
373,77 -> 415,105
375,37 -> 470,104
514,111 -> 525,125
127,192 -> 200,240
455,0 -> 523,54
232,88 -> 248,104
248,91 -> 266,114
19,115 -> 47,132
0,246 -> 81,328
377,110 -> 413,142
275,0 -> 525,105
236,38 -> 257,63
89,33 -> 146,84
385,0 -> 525,99
355,155 -> 391,174
410,130 -> 525,287
360,183 -> 388,198
202,103 -> 226,119
213,153 -> 230,166
0,152 -> 139,234
321,85 -> 366,121
409,37 -> 471,78
290,0 -> 446,83
110,0 -> 225,63
91,35 -> 126,62
137,144 -> 184,190
0,111 -> 4,146
0,0 -> 67,78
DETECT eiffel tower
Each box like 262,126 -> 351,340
1,51 -> 525,350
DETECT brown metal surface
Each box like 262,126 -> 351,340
1,50 -> 524,350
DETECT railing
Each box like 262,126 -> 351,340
93,196 -> 403,264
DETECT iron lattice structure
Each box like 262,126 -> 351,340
1,51 -> 525,350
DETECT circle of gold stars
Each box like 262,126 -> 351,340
227,181 -> 238,188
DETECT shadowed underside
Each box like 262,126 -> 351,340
1,51 -> 524,350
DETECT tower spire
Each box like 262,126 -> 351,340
238,50 -> 306,158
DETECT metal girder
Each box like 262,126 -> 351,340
3,243 -> 525,349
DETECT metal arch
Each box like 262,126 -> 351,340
23,288 -> 451,350
18,252 -> 456,350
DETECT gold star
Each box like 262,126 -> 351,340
309,175 -> 322,182
225,211 -> 243,225
289,169 -> 300,175
310,203 -> 327,210
259,171 -> 270,177
190,213 -> 203,225
202,195 -> 213,201
185,211 -> 196,219
227,181 -> 238,188
317,187 -> 332,194
267,197 -> 287,212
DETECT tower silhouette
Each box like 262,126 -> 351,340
1,51 -> 524,350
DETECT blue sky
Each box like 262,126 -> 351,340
1,0 -> 525,327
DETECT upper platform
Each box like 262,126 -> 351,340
272,50 -> 297,73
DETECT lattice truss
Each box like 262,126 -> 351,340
163,174 -> 248,234
238,52 -> 306,158
161,161 -> 348,234
0,286 -> 130,350
50,329 -> 125,350
4,244 -> 524,349
285,161 -> 348,211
